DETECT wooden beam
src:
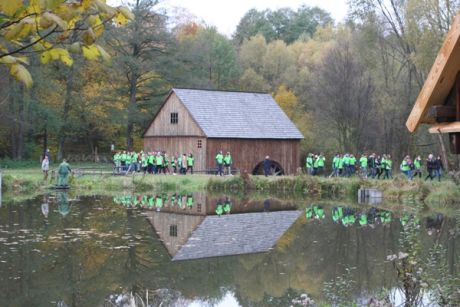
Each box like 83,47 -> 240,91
406,12 -> 460,132
428,122 -> 460,133
427,105 -> 457,121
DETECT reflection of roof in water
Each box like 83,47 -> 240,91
171,211 -> 301,261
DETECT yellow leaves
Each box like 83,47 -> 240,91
118,6 -> 135,21
42,12 -> 68,30
40,48 -> 73,66
82,45 -> 100,61
96,45 -> 111,64
0,0 -> 24,17
88,15 -> 104,38
10,63 -> 33,88
114,6 -> 135,26
113,12 -> 129,26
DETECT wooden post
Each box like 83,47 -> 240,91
452,72 -> 460,154
0,171 -> 2,208
437,132 -> 450,173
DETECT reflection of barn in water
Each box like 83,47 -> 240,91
145,195 -> 299,261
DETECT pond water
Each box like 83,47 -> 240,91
0,192 -> 458,306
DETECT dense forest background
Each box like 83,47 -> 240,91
1,0 -> 460,167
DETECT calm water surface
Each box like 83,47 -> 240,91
0,192 -> 458,306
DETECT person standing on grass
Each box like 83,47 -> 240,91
216,151 -> 224,176
41,155 -> 49,181
187,153 -> 194,174
435,155 -> 443,182
425,154 -> 436,181
57,159 -> 71,187
224,152 -> 232,175
413,155 -> 422,178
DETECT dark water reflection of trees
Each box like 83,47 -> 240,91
0,193 -> 457,306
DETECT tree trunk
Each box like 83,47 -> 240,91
126,73 -> 138,151
437,133 -> 450,173
57,65 -> 75,161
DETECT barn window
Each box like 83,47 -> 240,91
170,112 -> 178,124
197,139 -> 202,148
169,225 -> 177,237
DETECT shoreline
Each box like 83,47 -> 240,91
1,170 -> 459,210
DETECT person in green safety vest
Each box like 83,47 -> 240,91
400,155 -> 413,180
316,154 -> 326,176
171,193 -> 176,206
215,200 -> 224,216
120,151 -> 127,171
413,155 -> 422,178
312,154 -> 319,175
349,154 -> 357,175
148,196 -> 154,209
155,152 -> 163,174
162,153 -> 170,174
306,153 -> 314,175
383,155 -> 393,179
187,153 -> 194,175
216,150 -> 224,176
141,152 -> 148,174
359,154 -> 368,179
223,152 -> 233,176
329,154 -> 340,177
57,159 -> 72,187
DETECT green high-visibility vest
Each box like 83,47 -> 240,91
317,156 -> 325,167
414,159 -> 421,169
386,159 -> 392,170
114,154 -> 120,161
401,161 -> 410,171
121,153 -> 127,162
187,196 -> 193,207
306,157 -> 313,167
156,155 -> 163,166
187,157 -> 194,166
360,157 -> 368,168
343,156 -> 350,166
216,153 -> 224,164
349,157 -> 356,166
359,213 -> 368,226
223,155 -> 232,164
338,158 -> 344,169
216,204 -> 223,216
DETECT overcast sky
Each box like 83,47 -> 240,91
108,0 -> 348,36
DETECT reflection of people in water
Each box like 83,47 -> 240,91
155,195 -> 164,211
313,206 -> 325,220
57,192 -> 70,217
186,194 -> 194,208
332,207 -> 343,224
263,199 -> 270,212
223,198 -> 231,214
305,207 -> 314,220
41,194 -> 49,218
358,211 -> 368,226
379,211 -> 392,225
342,208 -> 356,227
426,214 -> 443,236
215,200 -> 224,216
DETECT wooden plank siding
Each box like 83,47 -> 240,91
206,138 -> 300,175
144,136 -> 207,171
406,12 -> 460,132
144,92 -> 205,137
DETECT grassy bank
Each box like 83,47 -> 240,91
1,167 -> 460,210
207,174 -> 460,208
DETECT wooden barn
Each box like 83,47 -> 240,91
143,88 -> 304,174
406,12 -> 460,154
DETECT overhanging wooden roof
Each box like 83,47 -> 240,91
406,12 -> 460,133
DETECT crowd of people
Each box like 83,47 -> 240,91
112,150 -> 234,176
113,151 -> 195,175
305,153 -> 444,181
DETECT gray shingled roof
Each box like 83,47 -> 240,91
173,89 -> 304,139
172,211 -> 301,261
